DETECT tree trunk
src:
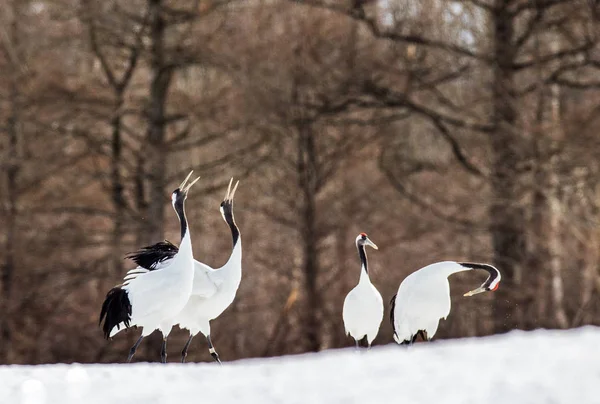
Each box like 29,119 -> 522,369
297,126 -> 321,352
142,0 -> 173,245
529,142 -> 550,327
136,0 -> 173,360
580,195 -> 599,325
528,37 -> 568,330
1,85 -> 18,365
547,51 -> 568,329
0,0 -> 22,364
111,95 -> 126,276
135,153 -> 148,246
489,2 -> 527,332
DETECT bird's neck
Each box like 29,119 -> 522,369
222,207 -> 242,273
436,261 -> 471,278
457,262 -> 500,288
224,237 -> 242,272
358,244 -> 370,280
175,199 -> 192,253
223,208 -> 239,247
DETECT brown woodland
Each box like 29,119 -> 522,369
1,0 -> 600,364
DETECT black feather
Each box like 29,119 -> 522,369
125,240 -> 179,270
389,293 -> 397,340
99,286 -> 132,339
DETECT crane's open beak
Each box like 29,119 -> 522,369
180,171 -> 201,194
463,286 -> 486,297
224,177 -> 240,201
180,171 -> 193,188
365,238 -> 378,250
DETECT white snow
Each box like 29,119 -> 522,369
1,327 -> 598,404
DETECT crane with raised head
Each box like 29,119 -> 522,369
123,178 -> 243,364
99,171 -> 200,363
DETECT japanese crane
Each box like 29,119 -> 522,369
121,178 -> 243,364
175,178 -> 242,363
99,171 -> 200,363
390,261 -> 501,344
342,233 -> 383,349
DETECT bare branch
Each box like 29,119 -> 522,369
288,0 -> 490,62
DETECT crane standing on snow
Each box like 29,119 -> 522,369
390,261 -> 501,344
174,178 -> 242,364
123,178 -> 243,364
342,233 -> 384,349
99,171 -> 200,363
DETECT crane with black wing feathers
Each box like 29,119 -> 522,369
99,171 -> 200,363
123,178 -> 243,364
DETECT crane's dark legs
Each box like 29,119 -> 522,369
207,335 -> 221,364
127,335 -> 144,363
160,337 -> 168,363
181,334 -> 194,363
406,330 -> 428,346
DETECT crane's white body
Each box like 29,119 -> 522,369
343,265 -> 383,346
392,261 -> 469,344
110,232 -> 195,338
173,240 -> 242,336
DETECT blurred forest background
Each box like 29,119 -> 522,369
1,0 -> 600,364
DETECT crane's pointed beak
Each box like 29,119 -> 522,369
464,286 -> 486,297
365,238 -> 378,250
224,178 -> 239,202
182,175 -> 201,194
179,171 -> 194,189
225,177 -> 233,200
230,180 -> 240,199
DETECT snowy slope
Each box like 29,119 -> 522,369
1,327 -> 598,404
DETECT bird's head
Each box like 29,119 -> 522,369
356,232 -> 378,250
463,264 -> 501,296
171,171 -> 201,209
220,177 -> 239,222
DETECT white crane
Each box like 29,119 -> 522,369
99,171 -> 200,363
175,178 -> 242,363
123,178 -> 242,363
390,261 -> 501,344
342,233 -> 383,349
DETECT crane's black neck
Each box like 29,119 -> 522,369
358,243 -> 368,274
223,204 -> 239,247
458,262 -> 500,289
174,197 -> 188,241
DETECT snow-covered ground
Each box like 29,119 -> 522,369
1,327 -> 598,404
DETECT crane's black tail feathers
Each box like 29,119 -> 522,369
99,286 -> 132,339
125,240 -> 179,270
389,293 -> 398,341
